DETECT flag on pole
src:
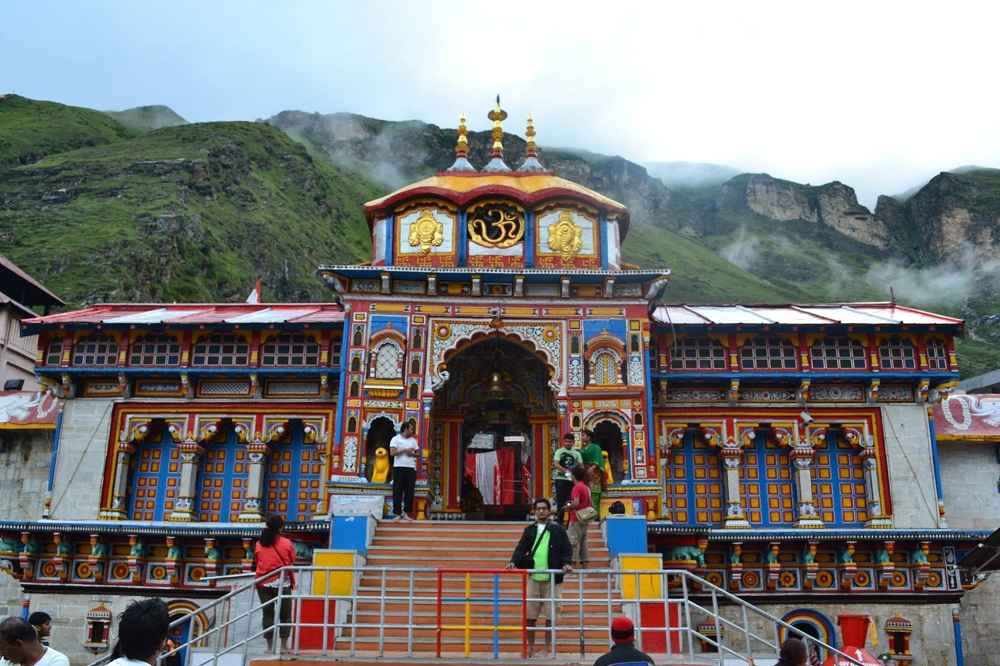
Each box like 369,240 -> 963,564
245,278 -> 262,304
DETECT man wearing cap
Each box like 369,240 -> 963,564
593,616 -> 654,666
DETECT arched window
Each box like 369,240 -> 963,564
45,340 -> 64,366
670,337 -> 726,370
810,337 -> 866,369
265,422 -> 322,522
811,428 -> 868,526
73,335 -> 118,366
352,326 -> 364,347
261,334 -> 319,366
192,334 -> 249,366
128,425 -> 181,521
350,355 -> 361,372
408,383 -> 419,399
370,340 -> 403,379
196,425 -> 246,523
130,334 -> 181,366
412,329 -> 423,349
878,336 -> 916,369
589,349 -> 622,385
740,337 -> 797,370
926,338 -> 948,370
349,381 -> 360,397
347,416 -> 357,432
740,428 -> 795,526
664,429 -> 724,525
410,357 -> 420,375
330,335 -> 343,367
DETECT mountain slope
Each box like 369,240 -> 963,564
104,105 -> 188,132
0,119 -> 378,305
0,94 -> 134,168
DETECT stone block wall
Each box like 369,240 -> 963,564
881,405 -> 942,528
49,398 -> 115,520
960,576 -> 1000,666
0,429 -> 51,520
939,441 -> 1000,530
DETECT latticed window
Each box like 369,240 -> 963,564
926,339 -> 948,370
192,334 -> 249,366
46,340 -> 64,366
589,349 -> 622,385
130,334 -> 181,366
371,341 -> 402,379
73,335 -> 118,366
740,337 -> 797,369
878,336 -> 916,369
670,337 -> 726,370
330,336 -> 342,367
261,334 -> 319,366
810,337 -> 866,369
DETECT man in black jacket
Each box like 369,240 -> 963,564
506,498 -> 573,655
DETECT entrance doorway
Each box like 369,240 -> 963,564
365,416 -> 397,482
433,334 -> 556,520
592,419 -> 625,483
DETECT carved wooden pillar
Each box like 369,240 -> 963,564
106,438 -> 136,520
169,438 -> 204,522
791,441 -> 823,528
858,435 -> 891,528
721,439 -> 749,529
238,437 -> 270,523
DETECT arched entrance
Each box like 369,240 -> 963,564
365,416 -> 397,482
589,416 -> 627,483
433,335 -> 557,519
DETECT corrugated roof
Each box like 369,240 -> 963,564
651,303 -> 963,328
0,256 -> 64,307
22,304 -> 345,330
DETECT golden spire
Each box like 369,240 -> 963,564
525,113 -> 537,157
487,94 -> 507,158
455,114 -> 469,158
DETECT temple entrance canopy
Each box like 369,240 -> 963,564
433,334 -> 557,518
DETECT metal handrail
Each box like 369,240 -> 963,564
89,564 -> 867,666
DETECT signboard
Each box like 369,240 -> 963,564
0,390 -> 60,429
933,394 -> 1000,441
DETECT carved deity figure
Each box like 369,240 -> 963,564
371,446 -> 391,483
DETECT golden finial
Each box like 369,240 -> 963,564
525,113 -> 537,157
487,94 -> 507,158
455,114 -> 469,158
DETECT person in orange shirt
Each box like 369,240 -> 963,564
254,515 -> 296,651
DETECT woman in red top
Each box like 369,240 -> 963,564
565,465 -> 593,567
254,515 -> 296,650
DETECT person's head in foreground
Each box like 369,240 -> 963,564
0,618 -> 46,665
27,612 -> 51,640
116,599 -> 171,664
611,616 -> 635,644
534,497 -> 551,522
777,637 -> 808,666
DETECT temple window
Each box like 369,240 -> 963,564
83,604 -> 112,653
926,338 -> 948,370
330,335 -> 342,367
878,335 -> 916,369
811,427 -> 867,526
412,329 -> 423,348
45,340 -> 63,365
669,337 -> 726,370
349,380 -> 360,397
73,335 -> 118,366
196,425 -> 247,522
130,334 -> 181,366
127,425 -> 181,521
350,355 -> 361,372
630,334 -> 640,353
740,428 -> 795,526
410,357 -> 420,375
265,422 -> 322,522
370,340 -> 403,379
664,429 -> 724,525
192,334 -> 249,366
347,416 -> 357,432
352,326 -> 364,347
261,334 -> 319,366
810,337 -> 866,369
589,349 -> 622,385
408,383 -> 419,399
571,336 -> 580,354
740,337 -> 797,370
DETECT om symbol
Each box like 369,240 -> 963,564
468,203 -> 524,249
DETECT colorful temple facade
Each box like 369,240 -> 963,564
1,101 -> 995,664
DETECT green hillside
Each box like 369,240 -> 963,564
104,105 -> 188,132
0,94 -> 135,167
0,119 -> 377,305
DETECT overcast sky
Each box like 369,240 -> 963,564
4,1 -> 998,206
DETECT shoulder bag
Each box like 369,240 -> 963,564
515,524 -> 550,569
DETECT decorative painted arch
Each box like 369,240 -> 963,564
777,608 -> 835,657
583,410 -> 630,433
430,322 -> 564,394
364,411 -> 402,430
166,600 -> 212,647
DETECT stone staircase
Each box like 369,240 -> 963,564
338,520 -> 622,658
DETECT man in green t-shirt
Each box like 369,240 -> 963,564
579,429 -> 604,518
552,433 -> 583,525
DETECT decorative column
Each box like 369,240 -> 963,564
105,437 -> 136,520
721,437 -> 749,529
790,438 -> 823,528
127,534 -> 144,584
169,437 -> 204,522
238,436 -> 270,523
857,430 -> 891,528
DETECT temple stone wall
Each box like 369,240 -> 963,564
716,601 -> 956,665
881,405 -> 941,528
959,575 -> 1000,666
0,429 -> 51,520
49,398 -> 116,520
938,440 -> 1000,529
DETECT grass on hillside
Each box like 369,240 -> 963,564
103,105 -> 187,132
0,94 -> 135,167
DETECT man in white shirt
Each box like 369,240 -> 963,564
0,618 -> 69,666
389,420 -> 420,521
106,599 -> 171,666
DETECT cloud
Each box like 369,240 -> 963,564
865,244 -> 1000,307
719,230 -> 761,270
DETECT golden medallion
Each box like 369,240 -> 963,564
547,210 -> 583,260
468,203 -> 524,249
408,209 -> 444,255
